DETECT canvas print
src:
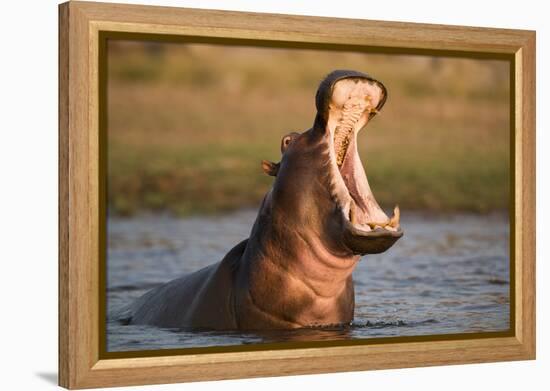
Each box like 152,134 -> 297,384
105,40 -> 510,352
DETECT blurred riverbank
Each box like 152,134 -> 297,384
107,41 -> 510,216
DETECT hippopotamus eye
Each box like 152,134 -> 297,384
281,135 -> 292,152
280,132 -> 300,153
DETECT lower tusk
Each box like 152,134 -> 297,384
388,205 -> 400,228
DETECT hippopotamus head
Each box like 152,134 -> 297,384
261,70 -> 402,257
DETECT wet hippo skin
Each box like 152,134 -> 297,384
126,70 -> 403,330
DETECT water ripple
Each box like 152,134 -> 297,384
107,210 -> 510,351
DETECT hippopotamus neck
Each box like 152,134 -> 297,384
234,191 -> 360,328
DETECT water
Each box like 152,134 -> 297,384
106,210 -> 510,352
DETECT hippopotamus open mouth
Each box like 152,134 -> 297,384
318,70 -> 403,255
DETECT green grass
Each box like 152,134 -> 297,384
108,143 -> 275,216
107,41 -> 510,216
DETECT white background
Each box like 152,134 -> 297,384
1,0 -> 547,389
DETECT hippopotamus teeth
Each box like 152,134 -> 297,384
361,205 -> 401,231
333,97 -> 375,167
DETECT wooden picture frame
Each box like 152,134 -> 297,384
58,1 -> 536,388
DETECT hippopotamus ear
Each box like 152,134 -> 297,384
261,160 -> 280,176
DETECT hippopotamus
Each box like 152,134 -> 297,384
126,70 -> 403,330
